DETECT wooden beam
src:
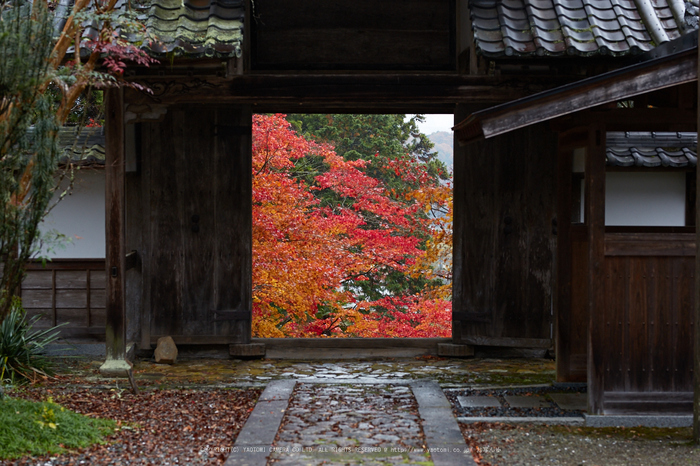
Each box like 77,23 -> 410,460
133,73 -> 573,110
456,49 -> 697,144
147,337 -> 453,348
555,131 -> 576,382
554,108 -> 697,132
587,124 -> 607,415
604,233 -> 695,257
214,107 -> 253,344
100,88 -> 131,377
251,338 -> 452,348
457,336 -> 552,348
694,41 -> 700,443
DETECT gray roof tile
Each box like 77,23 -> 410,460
470,0 -> 698,57
73,0 -> 244,59
58,127 -> 105,165
606,132 -> 697,168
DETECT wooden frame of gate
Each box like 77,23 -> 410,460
454,36 -> 699,414
554,105 -> 696,414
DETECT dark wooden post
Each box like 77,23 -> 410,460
555,137 -> 573,382
587,123 -> 606,414
100,88 -> 131,377
694,42 -> 700,442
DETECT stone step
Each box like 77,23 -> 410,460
458,393 -> 587,410
457,396 -> 502,409
503,395 -> 551,409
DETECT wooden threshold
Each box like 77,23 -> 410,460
604,392 -> 693,414
254,338 -> 451,348
458,336 -> 552,348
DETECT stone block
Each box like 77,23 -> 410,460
154,336 -> 178,364
550,393 -> 587,411
457,396 -> 502,408
504,395 -> 550,409
584,414 -> 692,428
99,358 -> 133,377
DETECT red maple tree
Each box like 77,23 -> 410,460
252,114 -> 451,338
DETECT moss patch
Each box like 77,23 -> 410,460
0,396 -> 115,459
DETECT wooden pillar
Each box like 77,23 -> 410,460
100,88 -> 131,377
555,136 -> 573,382
215,107 -> 254,348
555,127 -> 589,383
587,123 -> 606,414
694,43 -> 700,442
452,104 -> 481,344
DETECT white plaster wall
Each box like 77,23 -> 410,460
38,169 -> 105,258
605,172 -> 686,227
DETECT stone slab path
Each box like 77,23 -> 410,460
549,392 -> 587,410
226,380 -> 475,466
457,393 -> 587,410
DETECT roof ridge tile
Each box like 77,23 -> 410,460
470,0 -> 696,57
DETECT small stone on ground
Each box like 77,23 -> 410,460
154,336 -> 178,364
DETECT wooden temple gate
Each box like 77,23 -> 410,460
99,0 -> 581,374
93,0 -> 700,418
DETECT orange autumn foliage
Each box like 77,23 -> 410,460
252,114 -> 451,338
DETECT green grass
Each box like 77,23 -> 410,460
0,396 -> 116,459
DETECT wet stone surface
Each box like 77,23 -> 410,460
447,386 -> 587,418
118,357 -> 556,388
269,384 -> 431,465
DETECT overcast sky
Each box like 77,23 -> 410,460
409,114 -> 454,135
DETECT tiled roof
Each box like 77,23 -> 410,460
26,127 -> 105,165
75,0 -> 244,59
606,132 -> 697,167
136,0 -> 244,58
57,127 -> 105,165
470,0 -> 699,57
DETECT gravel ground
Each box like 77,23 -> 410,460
4,386 -> 261,465
446,386 -> 700,465
460,422 -> 700,466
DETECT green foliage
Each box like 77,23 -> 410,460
60,88 -> 105,126
287,114 -> 447,198
0,396 -> 115,459
0,299 -> 65,383
0,0 -> 61,319
349,268 -> 442,305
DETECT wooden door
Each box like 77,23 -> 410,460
453,104 -> 557,350
138,105 -> 252,345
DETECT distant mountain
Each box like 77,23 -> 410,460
427,131 -> 453,171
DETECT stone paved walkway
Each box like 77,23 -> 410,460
270,384 -> 430,465
57,355 -> 561,464
226,379 -> 475,466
